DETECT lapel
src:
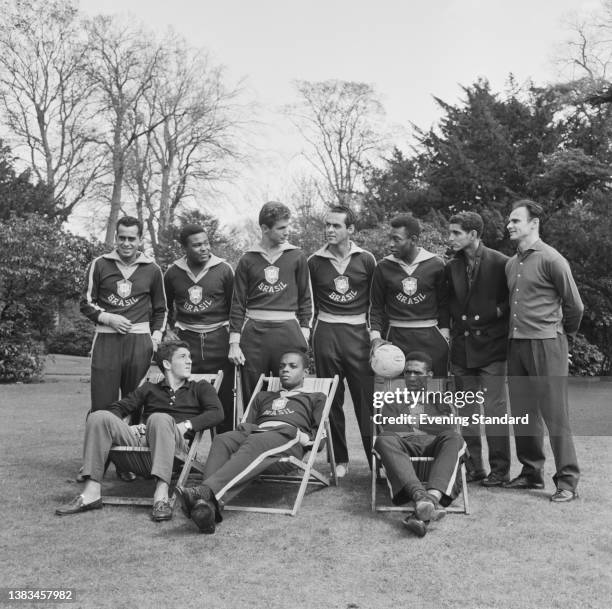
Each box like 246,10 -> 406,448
455,244 -> 483,308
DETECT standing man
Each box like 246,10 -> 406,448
308,206 -> 376,476
370,214 -> 450,377
228,201 -> 313,404
504,200 -> 583,502
164,224 -> 235,432
446,211 -> 511,486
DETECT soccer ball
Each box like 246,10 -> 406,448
370,344 -> 406,378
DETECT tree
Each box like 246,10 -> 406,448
0,0 -> 104,220
285,80 -> 385,205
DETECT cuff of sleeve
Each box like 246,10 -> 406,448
229,332 -> 241,344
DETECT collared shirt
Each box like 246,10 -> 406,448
505,239 -> 583,339
106,378 -> 224,432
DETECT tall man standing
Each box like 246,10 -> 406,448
164,224 -> 235,432
228,201 -> 313,404
446,211 -> 511,486
504,200 -> 583,502
370,214 -> 450,377
308,206 -> 376,476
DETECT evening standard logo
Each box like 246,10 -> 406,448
330,275 -> 357,303
258,265 -> 287,294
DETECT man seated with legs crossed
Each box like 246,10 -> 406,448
373,351 -> 466,537
178,349 -> 326,534
56,341 -> 223,521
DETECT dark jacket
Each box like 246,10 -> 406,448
446,243 -> 509,368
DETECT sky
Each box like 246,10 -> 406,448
74,0 -> 602,230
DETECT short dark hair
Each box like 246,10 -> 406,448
116,216 -> 143,237
279,348 -> 309,370
179,224 -> 208,247
512,199 -> 544,221
155,340 -> 190,372
390,214 -> 420,238
328,205 -> 357,229
449,211 -> 484,238
404,350 -> 433,373
259,201 -> 291,229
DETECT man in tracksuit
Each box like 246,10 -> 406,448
308,205 -> 376,476
164,224 -> 235,432
228,202 -> 313,404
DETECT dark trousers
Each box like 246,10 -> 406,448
239,319 -> 308,405
90,333 -> 153,411
312,321 -> 373,463
202,423 -> 303,500
177,327 -> 234,433
451,360 -> 511,478
373,430 -> 466,506
387,326 -> 449,377
507,336 -> 579,491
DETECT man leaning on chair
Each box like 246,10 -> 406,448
55,341 -> 223,522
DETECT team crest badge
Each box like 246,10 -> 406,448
271,397 -> 288,411
116,279 -> 132,298
188,285 -> 203,305
264,265 -> 280,285
402,277 -> 418,296
334,275 -> 350,295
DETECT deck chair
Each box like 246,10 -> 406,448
371,375 -> 469,514
223,373 -> 340,516
102,370 -> 223,507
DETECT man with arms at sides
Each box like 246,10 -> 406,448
80,216 -> 167,481
55,341 -> 223,522
504,200 -> 583,502
373,351 -> 466,537
164,224 -> 235,432
308,205 -> 376,477
370,214 -> 450,377
228,201 -> 313,404
446,211 -> 511,486
178,350 -> 326,534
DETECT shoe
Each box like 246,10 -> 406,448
550,488 -> 578,503
335,463 -> 349,478
402,515 -> 428,538
190,499 -> 217,534
466,470 -> 487,483
117,470 -> 136,482
502,474 -> 545,490
481,473 -> 509,487
55,495 -> 103,516
151,499 -> 173,521
413,490 -> 446,522
176,485 -> 223,524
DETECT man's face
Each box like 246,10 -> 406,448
404,359 -> 431,392
167,347 -> 192,380
115,225 -> 142,263
507,206 -> 537,243
263,219 -> 290,247
325,212 -> 353,246
184,232 -> 211,266
448,223 -> 475,252
389,226 -> 415,259
279,352 -> 306,390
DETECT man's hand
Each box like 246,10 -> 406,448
229,343 -> 245,366
176,421 -> 189,437
103,313 -> 132,334
370,337 -> 390,358
151,330 -> 163,352
129,423 -> 146,438
301,327 -> 310,343
297,430 -> 311,446
165,328 -> 180,341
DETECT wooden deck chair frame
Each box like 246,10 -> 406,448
102,370 -> 223,508
370,375 -> 470,515
224,373 -> 340,516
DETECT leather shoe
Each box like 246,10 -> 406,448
116,470 -> 136,482
481,473 -> 509,487
402,515 -> 427,538
413,490 -> 446,522
56,495 -> 103,516
151,499 -> 173,521
550,488 -> 578,503
466,470 -> 487,483
503,475 -> 545,490
176,485 -> 223,524
190,499 -> 217,534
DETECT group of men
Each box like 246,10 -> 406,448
56,197 -> 584,535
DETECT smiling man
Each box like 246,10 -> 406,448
178,350 -> 326,534
55,341 -> 223,522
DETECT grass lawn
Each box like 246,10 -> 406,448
1,356 -> 611,609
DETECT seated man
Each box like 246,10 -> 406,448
178,349 -> 326,534
373,350 -> 466,537
55,340 -> 223,522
